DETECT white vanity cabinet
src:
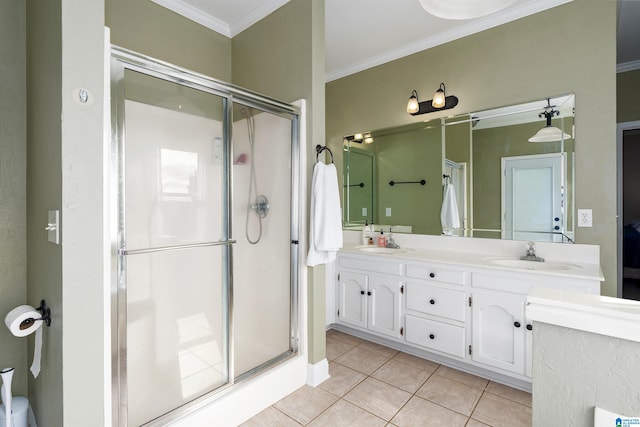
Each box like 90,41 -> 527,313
469,271 -> 599,378
336,256 -> 404,340
333,251 -> 601,387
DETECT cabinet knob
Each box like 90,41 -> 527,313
360,290 -> 365,295
367,291 -> 372,296
514,321 -> 521,328
526,324 -> 533,331
429,273 -> 435,278
429,299 -> 436,305
554,225 -> 560,230
429,334 -> 435,340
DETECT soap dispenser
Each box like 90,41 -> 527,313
378,229 -> 387,247
362,221 -> 372,245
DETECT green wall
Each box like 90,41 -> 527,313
327,0 -> 618,296
0,0 -> 27,398
106,0 -> 231,80
26,0 -> 64,424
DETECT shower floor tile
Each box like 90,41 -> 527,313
241,329 -> 532,427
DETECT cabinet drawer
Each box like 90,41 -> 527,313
338,255 -> 402,276
406,282 -> 466,322
405,315 -> 466,358
406,263 -> 466,285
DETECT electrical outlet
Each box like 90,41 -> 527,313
362,207 -> 367,217
386,207 -> 392,217
578,209 -> 592,227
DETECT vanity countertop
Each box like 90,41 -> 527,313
527,287 -> 640,343
338,242 -> 604,282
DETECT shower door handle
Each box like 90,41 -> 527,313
119,239 -> 237,256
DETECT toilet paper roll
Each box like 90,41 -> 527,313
4,306 -> 44,378
4,306 -> 43,338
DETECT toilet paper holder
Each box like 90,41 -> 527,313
35,300 -> 51,327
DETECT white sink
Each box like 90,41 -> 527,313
485,257 -> 582,271
355,245 -> 406,254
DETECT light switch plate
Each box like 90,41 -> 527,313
386,207 -> 392,217
47,210 -> 60,244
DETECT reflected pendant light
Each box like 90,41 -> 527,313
418,0 -> 518,20
528,98 -> 572,143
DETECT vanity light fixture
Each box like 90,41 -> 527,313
528,98 -> 572,143
407,83 -> 459,116
407,90 -> 419,114
418,0 -> 518,20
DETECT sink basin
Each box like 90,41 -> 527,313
485,257 -> 582,271
355,245 -> 406,254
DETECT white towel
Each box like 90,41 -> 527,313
307,161 -> 343,266
440,182 -> 460,236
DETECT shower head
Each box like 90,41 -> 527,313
239,106 -> 253,119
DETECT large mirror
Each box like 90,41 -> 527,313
342,94 -> 575,242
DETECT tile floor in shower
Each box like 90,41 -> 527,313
241,329 -> 532,427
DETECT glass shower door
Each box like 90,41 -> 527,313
116,69 -> 231,425
231,104 -> 295,378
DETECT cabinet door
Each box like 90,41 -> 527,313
368,275 -> 403,339
338,271 -> 368,329
471,292 -> 526,375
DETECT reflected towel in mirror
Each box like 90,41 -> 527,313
441,183 -> 460,236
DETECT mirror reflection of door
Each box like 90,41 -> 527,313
501,153 -> 564,242
344,148 -> 374,225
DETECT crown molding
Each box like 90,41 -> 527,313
326,0 -> 574,82
150,0 -> 231,37
617,59 -> 640,73
150,0 -> 289,38
230,0 -> 290,36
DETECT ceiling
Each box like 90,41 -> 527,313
151,0 -> 640,81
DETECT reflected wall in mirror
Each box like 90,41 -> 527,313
342,94 -> 575,242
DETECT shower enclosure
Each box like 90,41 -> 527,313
110,48 -> 302,426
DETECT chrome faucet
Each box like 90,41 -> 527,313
520,241 -> 544,262
385,227 -> 401,249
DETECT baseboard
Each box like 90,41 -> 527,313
306,358 -> 330,387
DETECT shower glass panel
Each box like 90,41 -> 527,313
232,104 -> 294,378
120,70 -> 230,425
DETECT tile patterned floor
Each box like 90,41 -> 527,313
241,330 -> 532,427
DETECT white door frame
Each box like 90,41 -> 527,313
617,120 -> 640,297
